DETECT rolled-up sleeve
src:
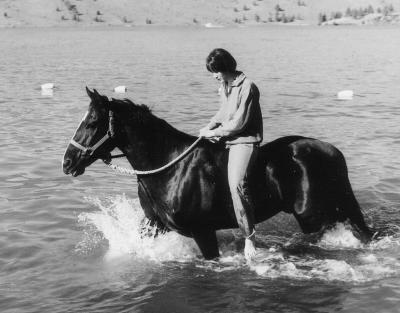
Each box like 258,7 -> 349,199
214,85 -> 255,137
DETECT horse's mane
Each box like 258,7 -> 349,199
109,96 -> 195,141
109,97 -> 154,125
111,97 -> 151,114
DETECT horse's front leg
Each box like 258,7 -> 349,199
191,227 -> 219,260
139,217 -> 169,238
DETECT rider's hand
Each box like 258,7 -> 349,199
199,126 -> 209,137
199,128 -> 216,138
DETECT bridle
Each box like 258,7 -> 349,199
69,110 -> 123,160
68,108 -> 202,176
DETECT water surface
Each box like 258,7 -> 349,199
1,25 -> 400,313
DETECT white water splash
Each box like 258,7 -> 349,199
249,223 -> 400,282
77,194 -> 199,262
249,249 -> 400,282
318,223 -> 363,249
76,196 -> 400,282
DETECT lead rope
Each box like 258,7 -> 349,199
103,136 -> 203,176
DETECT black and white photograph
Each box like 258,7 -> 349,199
1,0 -> 400,312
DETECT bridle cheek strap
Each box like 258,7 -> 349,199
70,131 -> 111,156
69,110 -> 115,157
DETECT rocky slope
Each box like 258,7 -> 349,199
0,0 -> 399,27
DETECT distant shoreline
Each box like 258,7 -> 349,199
1,0 -> 399,29
1,19 -> 400,30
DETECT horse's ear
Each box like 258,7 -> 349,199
93,89 -> 100,98
86,86 -> 94,99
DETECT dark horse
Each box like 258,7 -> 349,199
63,88 -> 372,259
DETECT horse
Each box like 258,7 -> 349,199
62,88 -> 373,259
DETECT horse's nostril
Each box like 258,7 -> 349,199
63,158 -> 72,169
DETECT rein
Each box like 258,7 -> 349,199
69,109 -> 203,176
103,136 -> 203,176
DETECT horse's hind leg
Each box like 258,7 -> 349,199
339,180 -> 373,243
191,228 -> 219,260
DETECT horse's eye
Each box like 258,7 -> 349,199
85,121 -> 97,129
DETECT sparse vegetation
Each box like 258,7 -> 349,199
330,11 -> 342,20
63,0 -> 82,22
319,4 -> 396,25
67,4 -> 76,11
318,13 -> 327,24
282,14 -> 295,23
383,4 -> 395,15
1,0 -> 399,27
274,4 -> 284,21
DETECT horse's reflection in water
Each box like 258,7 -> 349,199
63,88 -> 372,259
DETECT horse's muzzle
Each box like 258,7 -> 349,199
63,157 -> 85,176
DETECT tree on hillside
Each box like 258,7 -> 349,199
274,4 -> 284,21
318,13 -> 327,24
330,11 -> 342,19
383,4 -> 394,15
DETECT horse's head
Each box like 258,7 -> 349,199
62,87 -> 115,177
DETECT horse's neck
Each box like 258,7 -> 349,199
118,117 -> 193,171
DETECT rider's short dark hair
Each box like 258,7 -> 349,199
206,48 -> 237,73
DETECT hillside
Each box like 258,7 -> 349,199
0,0 -> 400,27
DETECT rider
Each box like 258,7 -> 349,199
199,48 -> 263,261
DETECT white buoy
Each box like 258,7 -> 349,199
113,86 -> 127,93
41,83 -> 55,90
337,90 -> 354,100
204,22 -> 223,28
41,89 -> 54,97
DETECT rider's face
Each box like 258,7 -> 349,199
213,72 -> 229,83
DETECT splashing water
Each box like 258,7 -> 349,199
77,194 -> 199,262
249,223 -> 400,282
318,223 -> 363,248
76,195 -> 400,282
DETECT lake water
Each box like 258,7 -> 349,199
1,25 -> 400,313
